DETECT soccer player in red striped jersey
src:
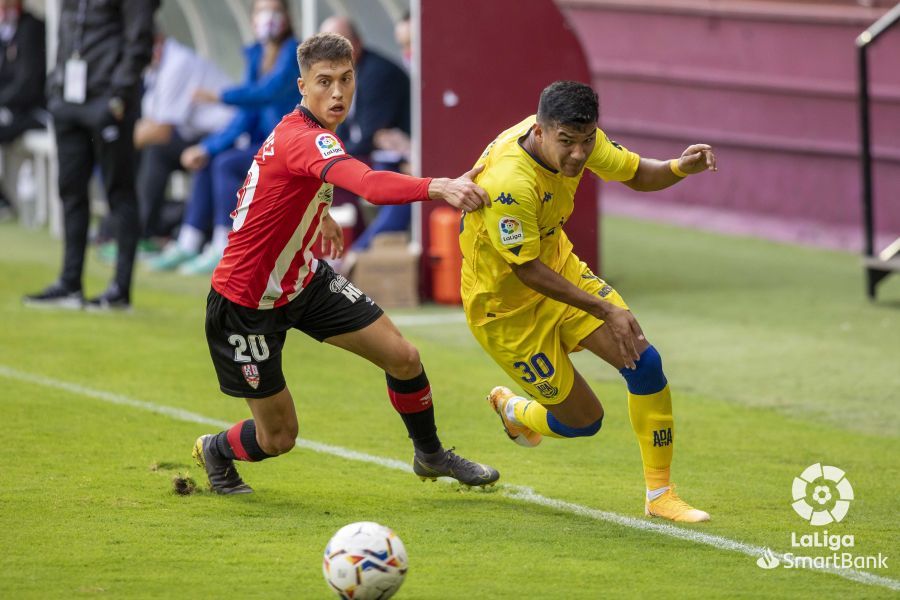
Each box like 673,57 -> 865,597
192,32 -> 499,494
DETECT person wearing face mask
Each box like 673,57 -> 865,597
151,0 -> 299,276
0,0 -> 45,219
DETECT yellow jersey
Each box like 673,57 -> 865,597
460,115 -> 640,326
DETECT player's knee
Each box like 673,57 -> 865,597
619,345 -> 667,395
385,341 -> 421,380
258,426 -> 298,456
263,433 -> 296,455
547,413 -> 603,438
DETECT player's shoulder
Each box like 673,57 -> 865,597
478,117 -> 541,199
277,108 -> 347,158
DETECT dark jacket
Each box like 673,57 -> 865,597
336,49 -> 409,157
48,0 -> 157,104
0,11 -> 45,111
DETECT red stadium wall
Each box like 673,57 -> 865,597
557,0 -> 900,246
419,0 -> 597,299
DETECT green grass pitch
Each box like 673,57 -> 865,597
0,216 -> 898,598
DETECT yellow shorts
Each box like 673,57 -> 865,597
467,253 -> 628,405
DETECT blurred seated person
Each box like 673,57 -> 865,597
0,0 -> 45,218
151,0 -> 299,275
133,32 -> 235,249
334,13 -> 414,276
318,16 -> 410,239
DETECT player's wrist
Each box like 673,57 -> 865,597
427,178 -> 448,200
669,159 -> 688,178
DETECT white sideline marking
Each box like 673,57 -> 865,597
2,364 -> 897,593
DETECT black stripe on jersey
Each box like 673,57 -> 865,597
321,156 -> 352,182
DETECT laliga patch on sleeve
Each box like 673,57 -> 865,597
315,133 -> 345,159
498,216 -> 525,246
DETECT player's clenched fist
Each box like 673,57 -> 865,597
675,144 -> 717,175
428,165 -> 492,213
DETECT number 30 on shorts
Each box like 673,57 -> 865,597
228,334 -> 270,363
513,353 -> 555,383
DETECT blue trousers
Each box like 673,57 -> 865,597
183,147 -> 257,232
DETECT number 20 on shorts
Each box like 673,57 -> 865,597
513,352 -> 555,383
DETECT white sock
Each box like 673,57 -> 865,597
647,486 -> 670,501
504,396 -> 526,426
177,225 -> 204,254
211,226 -> 230,254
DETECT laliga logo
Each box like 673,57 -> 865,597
791,463 -> 854,526
500,219 -> 519,234
318,136 -> 337,150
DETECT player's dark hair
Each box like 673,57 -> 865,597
297,32 -> 354,73
537,81 -> 599,128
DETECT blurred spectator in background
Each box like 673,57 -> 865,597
319,15 -> 410,159
133,33 -> 234,251
0,0 -> 46,220
318,16 -> 410,245
24,0 -> 158,310
394,10 -> 411,72
332,13 -> 416,276
151,0 -> 299,276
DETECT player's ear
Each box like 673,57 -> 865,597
297,77 -> 305,96
533,123 -> 544,143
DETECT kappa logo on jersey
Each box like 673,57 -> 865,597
496,192 -> 518,206
542,192 -> 553,203
499,216 -> 524,246
242,364 -> 260,390
316,133 -> 345,159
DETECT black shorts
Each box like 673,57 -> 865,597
205,261 -> 384,398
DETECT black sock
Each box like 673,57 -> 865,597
386,369 -> 442,454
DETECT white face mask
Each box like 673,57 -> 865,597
253,9 -> 286,43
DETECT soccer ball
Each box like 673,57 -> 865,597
322,521 -> 408,599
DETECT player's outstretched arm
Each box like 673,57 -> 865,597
427,165 -> 491,213
623,144 -> 717,192
510,258 -> 644,369
325,159 -> 490,212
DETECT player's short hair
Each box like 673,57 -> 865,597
536,81 -> 599,128
297,32 -> 353,74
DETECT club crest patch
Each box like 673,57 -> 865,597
499,216 -> 524,246
242,364 -> 260,390
315,133 -> 344,159
535,380 -> 559,399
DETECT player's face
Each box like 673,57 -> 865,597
538,122 -> 596,177
298,60 -> 355,132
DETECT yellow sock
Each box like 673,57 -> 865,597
628,385 -> 673,490
512,398 -> 564,438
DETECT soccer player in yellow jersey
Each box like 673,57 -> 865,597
460,81 -> 717,523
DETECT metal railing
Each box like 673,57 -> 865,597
856,2 -> 900,299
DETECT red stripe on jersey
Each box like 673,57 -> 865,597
274,201 -> 327,307
301,259 -> 318,288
